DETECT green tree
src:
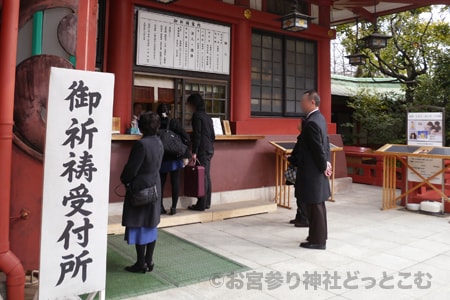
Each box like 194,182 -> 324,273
413,53 -> 450,145
343,90 -> 406,147
338,6 -> 450,103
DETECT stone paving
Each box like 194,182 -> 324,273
125,183 -> 450,299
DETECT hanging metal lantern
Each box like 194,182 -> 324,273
280,0 -> 314,32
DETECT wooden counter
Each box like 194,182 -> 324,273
111,134 -> 142,141
112,134 -> 265,141
215,135 -> 264,141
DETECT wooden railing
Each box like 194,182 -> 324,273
345,146 -> 450,212
344,146 -> 404,188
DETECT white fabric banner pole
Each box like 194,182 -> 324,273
39,67 -> 115,299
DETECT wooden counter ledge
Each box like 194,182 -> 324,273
112,134 -> 265,141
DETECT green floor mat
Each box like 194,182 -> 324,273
104,230 -> 248,299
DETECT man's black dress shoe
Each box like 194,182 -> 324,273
299,242 -> 326,250
290,219 -> 309,226
187,205 -> 204,211
161,207 -> 167,214
125,263 -> 147,273
169,207 -> 176,215
294,222 -> 309,228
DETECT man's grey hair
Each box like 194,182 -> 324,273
304,89 -> 320,107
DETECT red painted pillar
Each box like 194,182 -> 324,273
317,38 -> 332,123
0,0 -> 26,299
231,20 -> 252,132
76,0 -> 99,71
317,2 -> 333,126
106,0 -> 133,133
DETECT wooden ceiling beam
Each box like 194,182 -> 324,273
351,6 -> 376,23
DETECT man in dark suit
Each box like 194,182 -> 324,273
289,118 -> 310,228
289,90 -> 331,250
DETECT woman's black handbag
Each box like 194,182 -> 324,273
128,185 -> 158,207
158,119 -> 188,157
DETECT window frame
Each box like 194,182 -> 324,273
175,78 -> 229,130
251,30 -> 317,118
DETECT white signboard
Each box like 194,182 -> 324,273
407,112 -> 443,146
407,156 -> 443,184
212,117 -> 223,136
136,10 -> 230,75
39,68 -> 115,299
407,112 -> 444,184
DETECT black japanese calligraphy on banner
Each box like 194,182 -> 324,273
40,67 -> 115,299
65,80 -> 102,115
136,9 -> 230,75
61,152 -> 98,183
63,118 -> 98,150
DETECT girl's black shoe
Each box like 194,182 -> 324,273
147,262 -> 154,272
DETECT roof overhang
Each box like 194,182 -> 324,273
331,74 -> 404,97
314,0 -> 450,26
1,1 -> 448,26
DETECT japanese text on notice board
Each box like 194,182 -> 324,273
136,9 -> 230,75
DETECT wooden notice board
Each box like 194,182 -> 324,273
269,141 -> 342,208
376,144 -> 450,212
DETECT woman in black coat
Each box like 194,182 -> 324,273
157,103 -> 191,215
186,93 -> 215,211
121,112 -> 164,273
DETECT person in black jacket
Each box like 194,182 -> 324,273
157,103 -> 191,215
121,112 -> 163,273
289,90 -> 332,250
186,93 -> 215,211
288,117 -> 310,228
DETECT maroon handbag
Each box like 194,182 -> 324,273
184,160 -> 205,197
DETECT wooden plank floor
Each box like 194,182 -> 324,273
108,199 -> 277,235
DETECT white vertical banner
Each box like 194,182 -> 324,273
39,67 -> 115,299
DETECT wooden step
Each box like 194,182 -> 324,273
108,199 -> 277,235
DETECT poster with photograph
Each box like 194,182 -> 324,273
407,112 -> 444,183
407,112 -> 443,146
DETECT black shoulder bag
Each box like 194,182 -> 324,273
158,119 -> 188,157
126,184 -> 158,207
